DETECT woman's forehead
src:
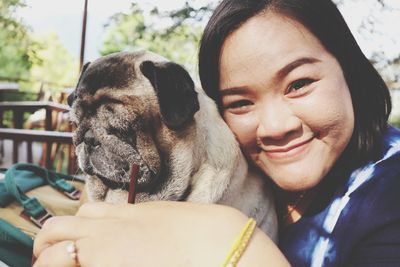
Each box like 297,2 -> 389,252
219,12 -> 328,88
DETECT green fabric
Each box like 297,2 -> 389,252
21,197 -> 47,218
4,167 -> 47,218
53,178 -> 75,192
0,163 -> 81,207
0,219 -> 33,267
0,169 -> 45,207
8,163 -> 76,193
0,163 -> 83,266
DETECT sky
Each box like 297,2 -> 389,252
338,0 -> 400,60
17,0 -> 400,63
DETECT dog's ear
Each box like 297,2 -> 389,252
140,60 -> 200,130
68,62 -> 91,106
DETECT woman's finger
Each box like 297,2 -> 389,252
33,215 -> 97,257
33,240 -> 81,267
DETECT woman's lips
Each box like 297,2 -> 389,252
264,136 -> 314,160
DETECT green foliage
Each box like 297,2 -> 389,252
1,0 -> 77,94
0,0 -> 37,80
100,3 -> 207,76
29,33 -> 79,92
100,5 -> 147,56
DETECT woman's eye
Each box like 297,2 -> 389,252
225,100 -> 253,112
287,78 -> 314,93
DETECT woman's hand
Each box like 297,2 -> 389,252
33,201 -> 289,267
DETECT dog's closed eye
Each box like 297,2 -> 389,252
105,105 -> 114,113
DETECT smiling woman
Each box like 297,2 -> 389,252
31,0 -> 400,266
219,13 -> 355,192
199,0 -> 400,266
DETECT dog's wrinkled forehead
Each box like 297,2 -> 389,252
69,50 -> 199,131
77,52 -> 142,96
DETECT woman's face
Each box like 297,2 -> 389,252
219,12 -> 354,191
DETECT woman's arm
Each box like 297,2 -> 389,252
33,201 -> 290,267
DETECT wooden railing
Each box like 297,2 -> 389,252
0,101 -> 70,129
0,101 -> 77,174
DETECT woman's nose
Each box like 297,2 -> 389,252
256,101 -> 302,141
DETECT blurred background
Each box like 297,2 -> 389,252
0,0 -> 399,173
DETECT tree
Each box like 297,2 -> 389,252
1,0 -> 78,95
29,33 -> 79,92
0,0 -> 38,80
333,0 -> 400,84
99,2 -> 212,77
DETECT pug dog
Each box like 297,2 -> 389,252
68,51 -> 278,241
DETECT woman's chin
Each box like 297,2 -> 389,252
266,167 -> 324,192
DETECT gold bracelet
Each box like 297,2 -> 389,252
221,217 -> 257,267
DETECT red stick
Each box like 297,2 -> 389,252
127,164 -> 139,204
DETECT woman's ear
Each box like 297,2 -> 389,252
140,60 -> 200,130
68,62 -> 91,106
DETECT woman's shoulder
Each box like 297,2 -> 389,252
348,125 -> 400,191
340,125 -> 400,240
348,125 -> 400,215
380,125 -> 400,161
339,126 -> 400,265
312,125 -> 400,265
370,125 -> 400,179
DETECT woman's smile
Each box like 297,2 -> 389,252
261,135 -> 315,161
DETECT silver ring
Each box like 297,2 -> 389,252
66,241 -> 80,266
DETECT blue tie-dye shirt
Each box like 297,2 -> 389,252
280,126 -> 400,267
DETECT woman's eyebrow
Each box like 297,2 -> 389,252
275,57 -> 321,80
220,87 -> 249,96
220,57 -> 320,95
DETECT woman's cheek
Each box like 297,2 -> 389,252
224,113 -> 258,150
311,84 -> 354,140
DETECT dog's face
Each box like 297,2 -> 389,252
68,51 -> 200,201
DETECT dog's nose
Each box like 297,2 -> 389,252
84,130 -> 100,147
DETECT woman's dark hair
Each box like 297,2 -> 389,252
198,0 -> 392,168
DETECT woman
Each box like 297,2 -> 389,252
33,0 -> 400,266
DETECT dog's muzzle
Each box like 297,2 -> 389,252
77,129 -> 159,193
